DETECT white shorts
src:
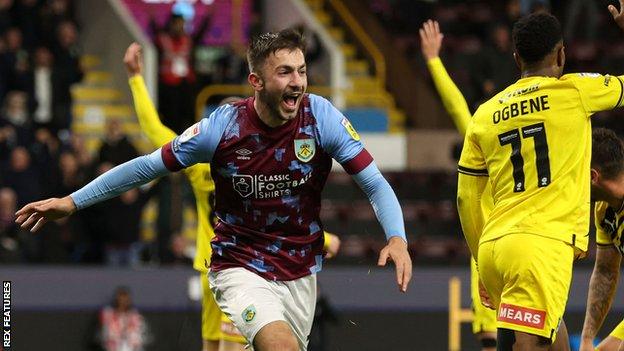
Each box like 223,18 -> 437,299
208,267 -> 317,350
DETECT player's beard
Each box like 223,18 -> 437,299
259,87 -> 301,122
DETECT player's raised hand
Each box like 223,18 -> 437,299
124,42 -> 143,77
419,19 -> 444,61
608,0 -> 624,30
15,196 -> 77,232
378,236 -> 413,292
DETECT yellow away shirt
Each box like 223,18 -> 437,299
594,201 -> 624,255
458,73 -> 624,253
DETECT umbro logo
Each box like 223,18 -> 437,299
236,148 -> 252,160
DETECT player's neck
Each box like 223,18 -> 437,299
520,66 -> 559,79
253,95 -> 288,128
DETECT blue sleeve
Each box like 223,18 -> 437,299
163,103 -> 236,170
352,162 -> 407,241
310,94 -> 365,164
70,149 -> 169,210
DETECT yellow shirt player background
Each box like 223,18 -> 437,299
457,12 -> 624,347
419,19 -> 497,351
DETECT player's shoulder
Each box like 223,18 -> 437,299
204,99 -> 245,121
307,93 -> 333,116
307,93 -> 346,127
559,72 -> 612,86
595,200 -> 610,217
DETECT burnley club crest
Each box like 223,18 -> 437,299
294,139 -> 315,162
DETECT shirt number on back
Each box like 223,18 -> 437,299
498,122 -> 551,192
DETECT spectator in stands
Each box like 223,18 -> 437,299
50,19 -> 83,134
12,0 -> 41,51
40,0 -> 75,48
30,127 -> 61,196
472,23 -> 516,103
1,146 -> 41,208
151,12 -> 211,134
69,132 -> 92,169
0,187 -> 21,262
103,183 -> 158,267
30,46 -> 54,128
97,119 -> 138,166
98,287 -> 149,351
2,27 -> 31,93
0,90 -> 32,147
0,0 -> 12,34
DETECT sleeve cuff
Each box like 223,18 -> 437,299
161,142 -> 184,172
342,149 -> 374,175
458,165 -> 488,176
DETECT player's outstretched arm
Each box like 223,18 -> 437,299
124,42 -> 177,147
15,150 -> 171,232
420,19 -> 471,135
352,163 -> 412,292
457,173 -> 487,259
580,245 -> 621,351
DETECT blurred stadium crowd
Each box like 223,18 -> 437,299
0,0 -> 619,267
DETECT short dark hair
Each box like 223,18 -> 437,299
592,128 -> 624,180
512,13 -> 562,65
247,28 -> 306,74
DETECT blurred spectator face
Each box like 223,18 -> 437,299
114,289 -> 132,312
5,28 -> 22,51
50,0 -> 68,15
34,47 -> 53,67
96,162 -> 113,176
57,21 -> 77,48
34,128 -> 52,144
0,188 -> 17,219
105,119 -> 123,142
10,147 -> 30,172
120,188 -> 138,204
171,234 -> 187,258
169,16 -> 185,37
0,0 -> 13,10
59,152 -> 78,175
507,0 -> 521,19
3,91 -> 28,124
493,25 -> 510,51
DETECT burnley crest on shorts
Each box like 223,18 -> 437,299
294,139 -> 315,162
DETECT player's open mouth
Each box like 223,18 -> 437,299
282,93 -> 301,111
